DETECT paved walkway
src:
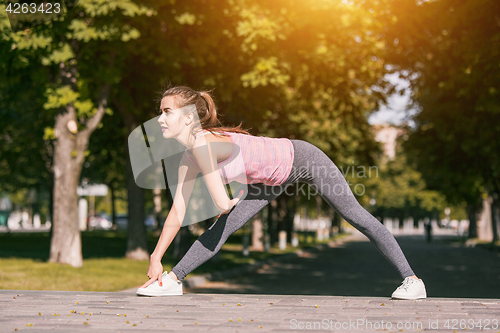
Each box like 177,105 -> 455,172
2,290 -> 500,332
187,229 -> 500,298
2,229 -> 500,332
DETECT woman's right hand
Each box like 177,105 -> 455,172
139,259 -> 164,289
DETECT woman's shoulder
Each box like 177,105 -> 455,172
195,129 -> 228,137
190,129 -> 233,155
195,129 -> 243,143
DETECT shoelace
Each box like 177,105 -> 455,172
399,278 -> 416,291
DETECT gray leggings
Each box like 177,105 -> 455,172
171,139 -> 415,280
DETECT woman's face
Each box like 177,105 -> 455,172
158,95 -> 189,139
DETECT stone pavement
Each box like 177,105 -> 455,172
1,290 -> 500,332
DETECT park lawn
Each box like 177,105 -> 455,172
0,257 -> 151,292
0,229 -> 345,292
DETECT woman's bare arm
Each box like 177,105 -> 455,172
149,205 -> 181,262
191,138 -> 239,212
140,154 -> 198,288
150,153 -> 198,261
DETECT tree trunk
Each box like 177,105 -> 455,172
125,143 -> 148,260
109,181 -> 116,226
173,226 -> 192,260
332,210 -> 343,234
251,211 -> 264,251
153,188 -> 163,231
491,192 -> 499,243
50,134 -> 82,266
29,188 -> 36,227
285,194 -> 295,243
48,174 -> 54,239
115,99 -> 149,260
163,182 -> 173,231
465,200 -> 482,239
49,85 -> 109,266
277,194 -> 288,237
315,194 -> 322,237
268,199 -> 278,246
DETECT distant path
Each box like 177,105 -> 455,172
187,229 -> 500,299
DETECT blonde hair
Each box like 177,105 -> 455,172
161,86 -> 250,137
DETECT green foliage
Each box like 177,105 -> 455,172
0,7 -> 52,49
215,0 -> 390,167
43,86 -> 80,109
240,57 -> 290,87
367,140 -> 451,220
79,94 -> 128,214
174,12 -> 196,25
43,127 -> 56,140
81,0 -> 155,17
41,43 -> 74,65
0,0 -> 158,252
120,26 -> 140,42
235,4 -> 286,51
66,19 -> 117,42
371,0 -> 500,208
74,99 -> 94,117
6,0 -> 468,243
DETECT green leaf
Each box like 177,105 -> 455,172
120,27 -> 140,42
43,127 -> 56,140
42,43 -> 75,65
74,99 -> 95,118
175,12 -> 196,25
43,86 -> 80,110
241,57 -> 290,88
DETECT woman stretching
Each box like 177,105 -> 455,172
137,86 -> 427,300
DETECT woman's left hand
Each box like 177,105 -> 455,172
217,190 -> 244,218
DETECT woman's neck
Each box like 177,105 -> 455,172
176,128 -> 205,149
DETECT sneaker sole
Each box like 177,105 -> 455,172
136,289 -> 183,296
391,294 -> 427,300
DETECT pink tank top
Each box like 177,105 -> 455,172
185,130 -> 294,186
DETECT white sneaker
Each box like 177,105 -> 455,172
391,277 -> 427,300
136,271 -> 183,296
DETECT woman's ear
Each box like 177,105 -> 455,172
185,113 -> 194,126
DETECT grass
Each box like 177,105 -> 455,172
0,257 -> 150,292
0,229 -> 348,292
